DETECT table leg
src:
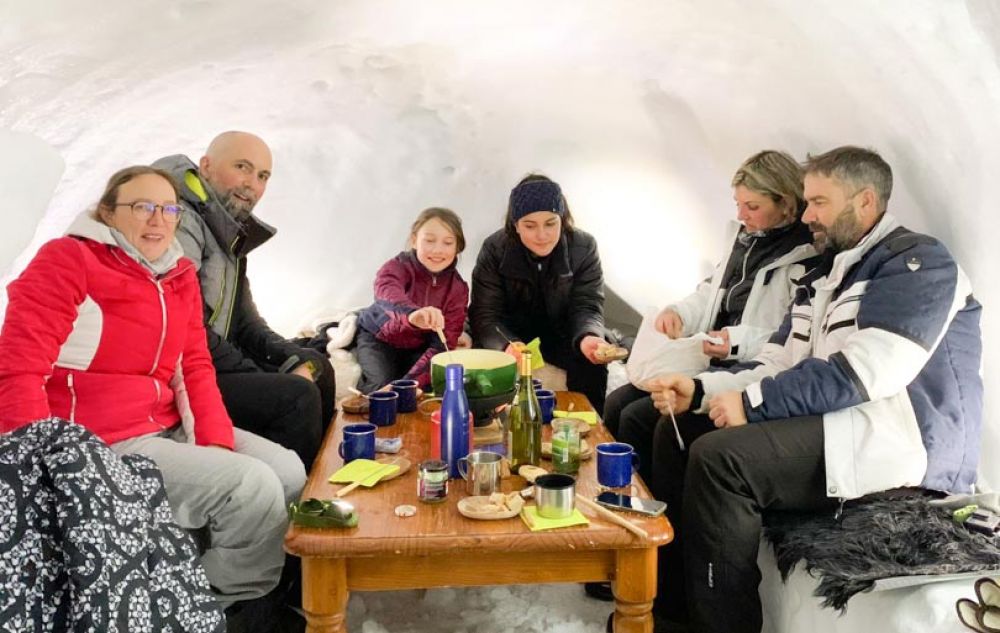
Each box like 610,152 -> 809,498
302,557 -> 348,633
612,547 -> 656,633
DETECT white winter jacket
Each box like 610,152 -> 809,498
698,214 -> 983,500
668,220 -> 817,362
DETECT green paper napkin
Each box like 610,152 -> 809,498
328,459 -> 400,486
553,410 -> 598,425
520,507 -> 590,531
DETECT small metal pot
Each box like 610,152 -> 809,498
534,473 -> 576,519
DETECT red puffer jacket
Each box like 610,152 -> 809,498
0,228 -> 234,449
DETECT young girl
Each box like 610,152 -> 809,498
355,207 -> 469,393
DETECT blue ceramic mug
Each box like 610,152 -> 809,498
390,379 -> 419,413
596,442 -> 640,488
535,389 -> 556,424
339,422 -> 377,463
369,391 -> 399,427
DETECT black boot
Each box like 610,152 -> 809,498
225,589 -> 305,633
585,581 -> 615,602
605,612 -> 692,633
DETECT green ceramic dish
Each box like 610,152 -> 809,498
430,349 -> 517,398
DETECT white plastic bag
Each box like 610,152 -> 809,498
625,310 -> 718,390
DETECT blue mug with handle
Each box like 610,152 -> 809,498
369,391 -> 399,427
535,389 -> 556,424
596,442 -> 640,488
339,423 -> 377,463
390,379 -> 419,413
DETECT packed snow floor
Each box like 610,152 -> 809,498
346,584 -> 608,633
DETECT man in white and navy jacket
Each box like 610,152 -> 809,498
642,146 -> 983,633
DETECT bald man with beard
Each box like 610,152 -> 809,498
155,134 -> 334,630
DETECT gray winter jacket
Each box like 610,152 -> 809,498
152,155 -> 321,374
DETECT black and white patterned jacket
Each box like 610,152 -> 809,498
0,419 -> 224,633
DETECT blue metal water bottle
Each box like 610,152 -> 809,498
440,363 -> 471,479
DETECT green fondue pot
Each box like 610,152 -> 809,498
430,349 -> 517,398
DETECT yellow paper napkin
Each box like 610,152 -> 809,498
328,459 -> 400,486
520,507 -> 590,531
524,337 -> 545,370
553,410 -> 598,426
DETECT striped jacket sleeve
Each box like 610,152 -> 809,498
744,237 -> 963,422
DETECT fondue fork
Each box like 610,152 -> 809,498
495,326 -> 516,347
435,328 -> 449,351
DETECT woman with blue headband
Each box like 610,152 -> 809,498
469,173 -> 609,413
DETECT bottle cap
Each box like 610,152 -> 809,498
445,363 -> 464,384
520,351 -> 532,375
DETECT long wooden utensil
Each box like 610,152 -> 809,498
575,494 -> 648,539
435,329 -> 449,351
348,387 -> 370,399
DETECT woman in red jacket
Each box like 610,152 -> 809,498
0,166 -> 304,621
355,207 -> 470,393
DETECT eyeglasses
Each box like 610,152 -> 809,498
115,201 -> 183,223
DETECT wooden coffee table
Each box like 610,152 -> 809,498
284,392 -> 673,633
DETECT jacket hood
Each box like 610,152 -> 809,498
65,211 -> 185,273
724,219 -> 818,270
65,211 -> 116,245
153,154 -> 277,257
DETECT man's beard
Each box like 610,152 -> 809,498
218,187 -> 256,222
810,202 -> 866,254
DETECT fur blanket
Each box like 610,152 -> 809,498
763,492 -> 1000,611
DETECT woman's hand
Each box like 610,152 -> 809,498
655,308 -> 684,338
579,335 -> 605,364
408,306 -> 445,331
702,329 -> 731,359
504,341 -> 526,363
456,332 -> 472,349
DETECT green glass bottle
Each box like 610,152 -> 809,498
508,351 -> 542,472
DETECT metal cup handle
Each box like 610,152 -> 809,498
457,455 -> 471,481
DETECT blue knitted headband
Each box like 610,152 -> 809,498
509,180 -> 567,222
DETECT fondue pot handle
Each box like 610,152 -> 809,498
471,373 -> 494,394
